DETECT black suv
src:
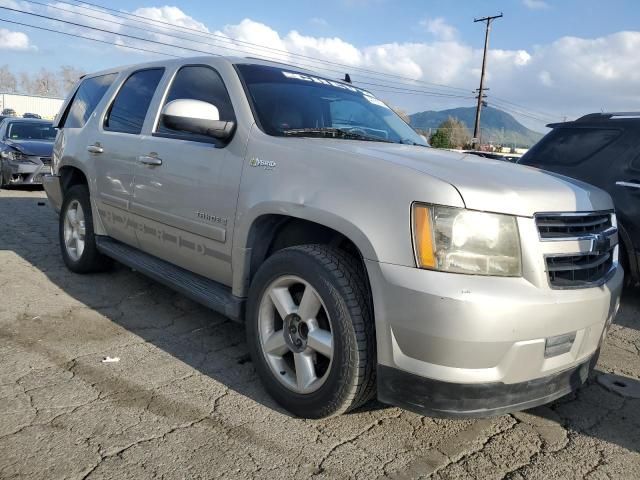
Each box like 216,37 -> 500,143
519,112 -> 639,286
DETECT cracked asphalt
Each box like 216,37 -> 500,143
1,188 -> 640,479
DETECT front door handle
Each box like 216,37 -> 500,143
616,181 -> 640,189
138,155 -> 162,166
87,144 -> 103,154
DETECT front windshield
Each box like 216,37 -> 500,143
237,64 -> 427,146
6,122 -> 56,141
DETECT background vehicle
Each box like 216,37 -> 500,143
519,112 -> 640,287
1,108 -> 17,117
44,57 -> 621,419
23,112 -> 42,119
0,118 -> 56,187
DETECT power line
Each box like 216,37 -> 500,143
0,16 -> 179,57
59,0 -> 474,94
487,96 -> 561,121
0,6 -> 478,100
2,2 -> 563,122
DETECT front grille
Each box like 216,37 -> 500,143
536,211 -> 616,289
546,252 -> 613,288
536,212 -> 611,239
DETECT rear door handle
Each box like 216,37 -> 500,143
138,155 -> 162,166
87,144 -> 103,154
616,181 -> 640,189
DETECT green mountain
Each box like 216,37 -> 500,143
409,106 -> 544,148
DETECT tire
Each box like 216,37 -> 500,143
620,242 -> 634,289
246,244 -> 376,418
59,184 -> 112,273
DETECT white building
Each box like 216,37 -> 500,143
0,92 -> 64,119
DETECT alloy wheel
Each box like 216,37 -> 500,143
258,275 -> 334,394
63,199 -> 86,261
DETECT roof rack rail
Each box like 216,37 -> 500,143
244,56 -> 312,71
575,112 -> 640,122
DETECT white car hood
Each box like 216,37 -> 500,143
316,141 -> 613,217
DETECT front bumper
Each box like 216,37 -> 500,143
2,161 -> 50,185
367,259 -> 622,417
378,351 -> 598,418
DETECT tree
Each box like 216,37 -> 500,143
59,65 -> 85,95
30,68 -> 61,97
19,72 -> 33,94
429,128 -> 450,148
429,116 -> 471,150
0,65 -> 17,92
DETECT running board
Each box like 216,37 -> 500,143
96,236 -> 244,322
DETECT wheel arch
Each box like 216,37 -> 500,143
58,164 -> 107,236
618,220 -> 639,283
233,207 -> 377,299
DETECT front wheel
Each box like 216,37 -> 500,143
246,245 -> 376,418
59,184 -> 111,273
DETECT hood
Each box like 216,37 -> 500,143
5,139 -> 54,157
308,141 -> 613,217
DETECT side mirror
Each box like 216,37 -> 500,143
160,99 -> 235,139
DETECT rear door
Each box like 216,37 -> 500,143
91,68 -> 165,246
130,64 -> 244,285
617,149 -> 640,254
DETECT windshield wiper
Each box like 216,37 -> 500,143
282,127 -> 393,143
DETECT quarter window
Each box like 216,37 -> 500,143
521,127 -> 621,166
157,65 -> 235,143
61,73 -> 117,129
105,68 -> 164,135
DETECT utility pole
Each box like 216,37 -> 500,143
473,13 -> 502,148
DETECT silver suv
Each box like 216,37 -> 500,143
44,56 -> 623,419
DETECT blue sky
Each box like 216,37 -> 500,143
1,0 -> 640,132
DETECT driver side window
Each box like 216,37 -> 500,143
156,65 -> 235,143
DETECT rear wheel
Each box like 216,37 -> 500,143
59,184 -> 111,273
247,245 -> 376,418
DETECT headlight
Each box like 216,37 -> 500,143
412,204 -> 522,276
0,150 -> 31,163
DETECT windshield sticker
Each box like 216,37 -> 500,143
281,70 -> 390,109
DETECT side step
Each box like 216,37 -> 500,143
96,236 -> 245,322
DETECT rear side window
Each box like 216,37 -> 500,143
105,68 -> 164,135
521,127 -> 621,166
156,65 -> 235,143
62,73 -> 116,129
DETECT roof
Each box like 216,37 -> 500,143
83,55 -> 320,79
548,112 -> 640,128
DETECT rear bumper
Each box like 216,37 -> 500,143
42,174 -> 63,212
378,352 -> 597,418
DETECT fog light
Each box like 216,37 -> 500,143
545,332 -> 576,358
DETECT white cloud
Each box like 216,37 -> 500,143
0,29 -> 34,51
523,0 -> 550,9
538,70 -> 553,86
0,0 -> 32,11
310,17 -> 329,28
420,17 -> 457,41
131,6 -> 209,32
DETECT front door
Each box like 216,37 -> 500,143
131,64 -> 244,285
93,68 -> 165,247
